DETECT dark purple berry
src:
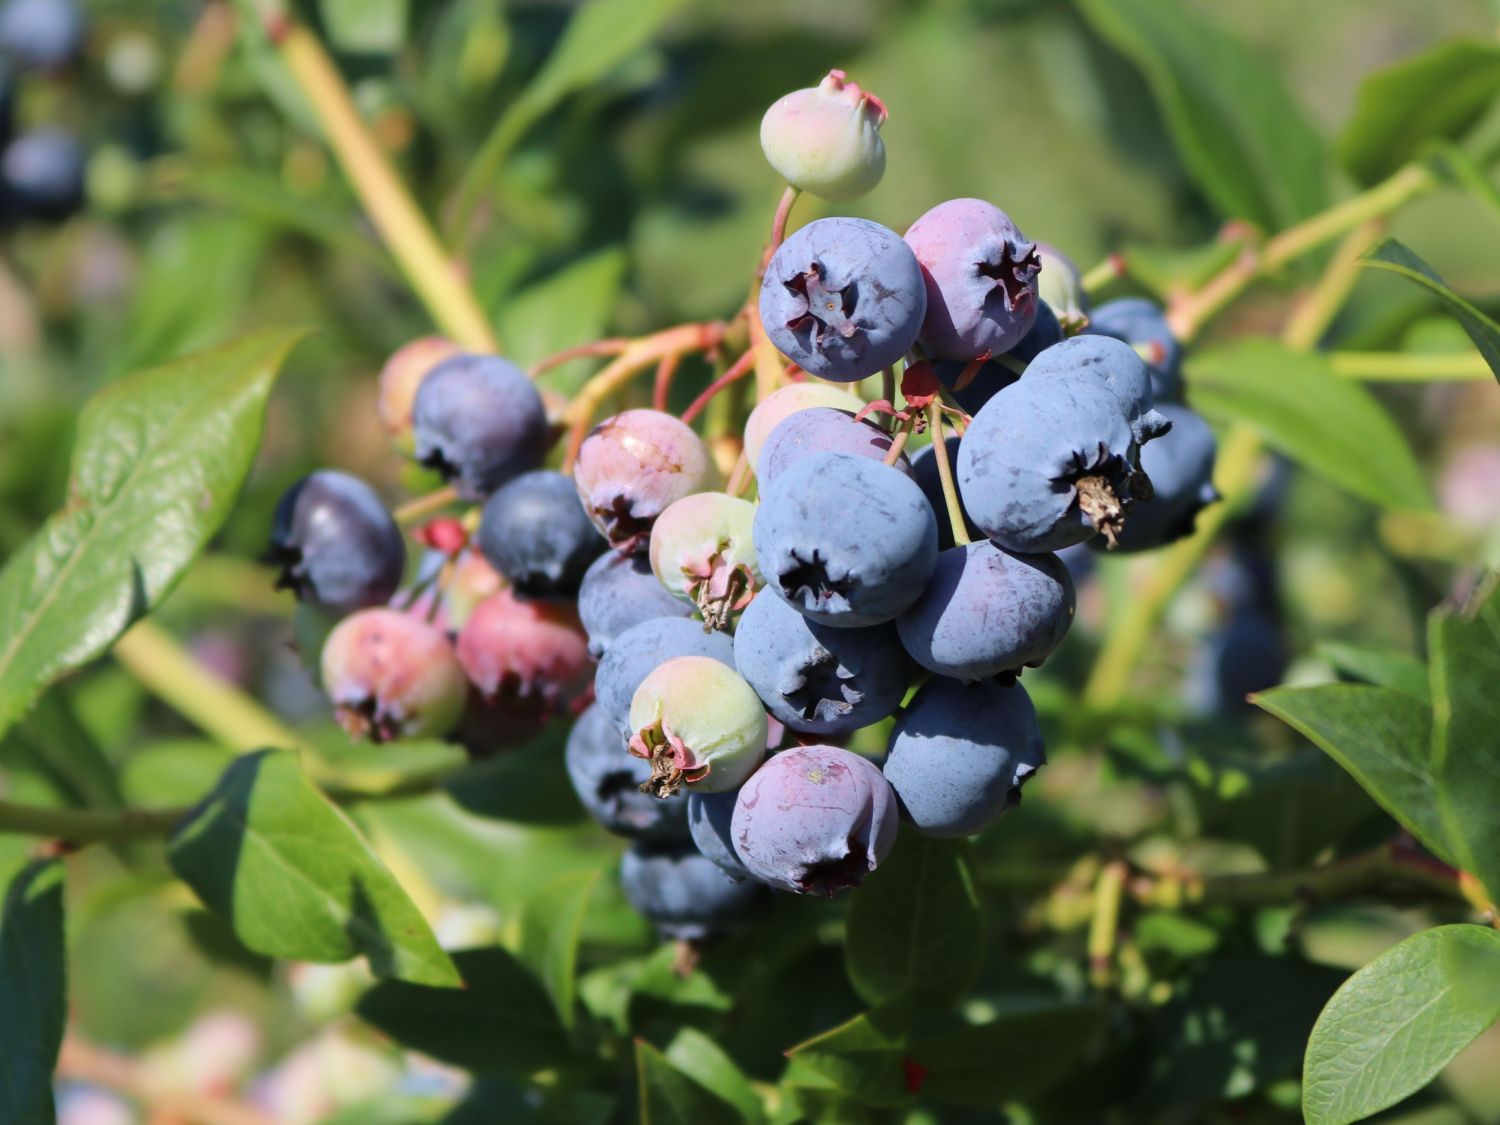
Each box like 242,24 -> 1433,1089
269,470 -> 406,617
412,354 -> 548,501
477,469 -> 604,598
620,840 -> 763,940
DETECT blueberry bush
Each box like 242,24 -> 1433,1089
3,2 -> 1500,1123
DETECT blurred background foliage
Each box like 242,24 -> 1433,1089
3,1 -> 1500,1122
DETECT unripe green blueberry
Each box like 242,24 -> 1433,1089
648,492 -> 759,630
628,655 -> 767,799
1035,243 -> 1089,335
760,70 -> 887,201
320,608 -> 466,742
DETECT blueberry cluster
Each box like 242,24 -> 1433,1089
267,70 -> 1225,945
0,0 -> 87,225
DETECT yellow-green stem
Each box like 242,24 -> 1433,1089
1087,860 -> 1128,989
0,801 -> 188,843
927,400 -> 969,546
1329,350 -> 1493,381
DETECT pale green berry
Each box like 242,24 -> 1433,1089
760,70 -> 887,201
648,492 -> 759,630
628,656 -> 767,798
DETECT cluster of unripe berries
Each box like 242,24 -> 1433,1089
0,0 -> 87,224
268,70 -> 1222,942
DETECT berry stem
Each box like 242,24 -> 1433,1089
878,366 -> 896,432
1327,349 -> 1493,381
680,348 -> 755,425
726,449 -> 753,497
528,338 -> 632,380
926,399 -> 970,546
394,484 -> 459,526
273,21 -> 499,353
882,419 -> 913,466
1087,859 -> 1127,990
758,184 -> 802,278
1080,253 -> 1127,296
652,351 -> 683,412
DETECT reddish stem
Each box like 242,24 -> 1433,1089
528,338 -> 631,380
757,185 -> 801,278
652,351 -> 683,412
680,349 -> 756,425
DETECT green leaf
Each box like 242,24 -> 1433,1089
664,1028 -> 766,1125
1315,642 -> 1431,702
320,0 -> 409,54
909,1005 -> 1105,1107
1339,39 -> 1500,185
1254,684 -> 1454,865
1429,585 -> 1500,903
785,1008 -> 911,1109
496,249 -> 629,396
1362,239 -> 1500,386
518,869 -> 598,1030
845,834 -> 982,1009
2,691 -> 125,810
0,860 -> 65,1125
0,328 -> 305,741
1075,0 -> 1327,230
357,948 -> 570,1076
1188,340 -> 1432,511
168,750 -> 460,988
636,1039 -> 747,1125
1303,925 -> 1500,1125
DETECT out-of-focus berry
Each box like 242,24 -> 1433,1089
376,336 -> 462,453
477,469 -> 604,597
759,69 -> 887,201
1106,403 -> 1218,552
320,608 -> 466,742
2,127 -> 85,221
567,703 -> 689,841
620,841 -> 763,941
411,354 -> 548,500
1085,297 -> 1184,402
0,0 -> 85,71
455,589 -> 592,711
686,790 -> 749,878
269,470 -> 406,618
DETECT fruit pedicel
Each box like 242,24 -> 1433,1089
271,70 -> 1221,945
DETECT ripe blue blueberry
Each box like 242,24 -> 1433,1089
593,616 -> 735,736
577,550 -> 691,660
2,127 -> 84,221
1008,299 -> 1064,364
883,677 -> 1045,838
1187,609 -> 1288,716
758,407 -> 912,484
754,452 -> 937,627
760,217 -> 926,383
1021,335 -> 1171,446
734,590 -> 910,735
1107,404 -> 1218,552
269,470 -> 406,618
0,0 -> 85,71
910,436 -> 982,550
896,542 -> 1074,681
411,354 -> 548,501
686,791 -> 749,879
1086,297 -> 1184,402
904,197 -> 1040,360
565,703 -> 689,842
477,469 -> 604,598
731,745 -> 899,895
620,841 -> 763,941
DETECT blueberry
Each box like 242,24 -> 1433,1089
593,616 -> 735,736
1106,403 -> 1218,552
904,198 -> 1040,361
758,407 -> 912,484
574,409 -> 716,552
686,791 -> 748,878
1007,299 -> 1065,364
2,127 -> 84,221
455,589 -> 592,710
910,436 -> 982,551
648,492 -> 759,630
565,703 -> 689,842
760,70 -> 887,201
1085,297 -> 1184,402
620,841 -> 763,941
731,745 -> 899,895
1187,609 -> 1288,716
377,336 -> 462,454
577,550 -> 691,660
734,591 -> 910,735
0,0 -> 85,71
477,470 -> 604,597
760,217 -> 926,383
269,470 -> 406,618
411,354 -> 548,501
956,370 -> 1151,552
627,656 -> 766,797
883,677 -> 1044,838
754,452 -> 938,627
320,608 -> 466,742
896,542 -> 1074,681
743,383 -> 866,472
1021,335 -> 1170,446
1035,242 -> 1090,334
932,357 -> 1020,416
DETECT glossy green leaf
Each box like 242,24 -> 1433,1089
1254,684 -> 1454,865
1075,0 -> 1327,230
1188,340 -> 1432,511
518,869 -> 598,1030
1304,925 -> 1500,1125
1362,239 -> 1500,385
664,1029 -> 765,1125
498,249 -> 629,395
0,328 -> 305,741
785,1008 -> 911,1109
1315,642 -> 1431,702
0,860 -> 65,1125
168,750 -> 460,988
357,948 -> 570,1076
909,1005 -> 1105,1107
636,1039 -> 747,1125
1339,39 -> 1500,185
1429,585 -> 1500,903
845,834 -> 982,1009
2,691 -> 125,810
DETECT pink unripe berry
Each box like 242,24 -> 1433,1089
760,70 -> 887,201
376,336 -> 463,453
742,383 -> 866,472
574,409 -> 716,553
455,589 -> 592,710
628,655 -> 767,799
648,492 -> 759,630
321,608 -> 466,742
